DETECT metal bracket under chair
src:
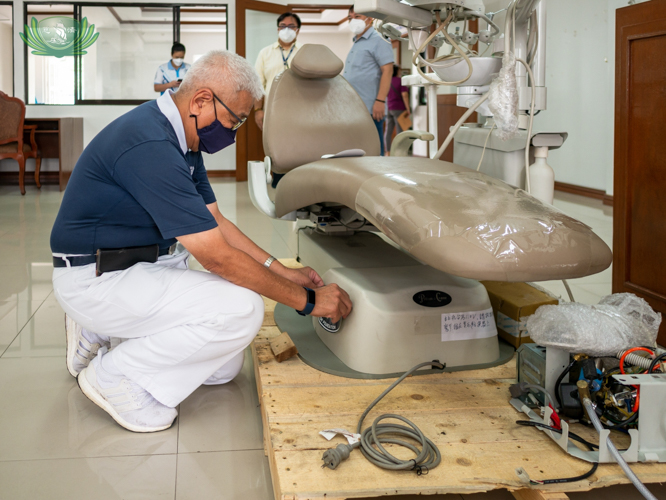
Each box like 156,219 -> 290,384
511,398 -> 640,463
390,130 -> 434,157
247,156 -> 296,221
510,372 -> 666,463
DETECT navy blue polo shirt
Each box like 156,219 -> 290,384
50,99 -> 218,255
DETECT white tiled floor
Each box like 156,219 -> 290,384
1,181 -> 663,500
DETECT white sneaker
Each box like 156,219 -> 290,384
65,314 -> 110,377
77,352 -> 178,433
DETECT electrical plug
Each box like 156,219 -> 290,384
321,443 -> 353,470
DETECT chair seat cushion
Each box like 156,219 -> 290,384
274,156 -> 612,281
0,142 -> 32,154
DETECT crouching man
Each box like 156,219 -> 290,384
50,50 -> 352,433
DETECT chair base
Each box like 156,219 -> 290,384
287,229 -> 510,377
275,303 -> 513,379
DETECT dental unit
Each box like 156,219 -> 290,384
247,0 -> 612,378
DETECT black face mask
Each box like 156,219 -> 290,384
190,94 -> 241,154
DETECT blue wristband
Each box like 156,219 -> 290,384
296,287 -> 316,316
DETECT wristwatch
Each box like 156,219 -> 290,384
263,256 -> 276,268
296,287 -> 316,316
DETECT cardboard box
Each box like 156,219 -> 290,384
481,281 -> 559,348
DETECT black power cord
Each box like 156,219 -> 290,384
601,410 -> 638,430
648,353 -> 666,373
516,420 -> 598,485
555,359 -> 576,408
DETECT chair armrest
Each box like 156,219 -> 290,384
390,130 -> 435,157
23,125 -> 38,151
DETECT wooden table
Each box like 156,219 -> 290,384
24,117 -> 83,191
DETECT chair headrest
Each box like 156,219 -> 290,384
291,44 -> 344,79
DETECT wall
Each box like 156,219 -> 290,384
180,29 -> 227,62
482,0 -> 649,195
297,30 -> 353,66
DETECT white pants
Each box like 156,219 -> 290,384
52,250 -> 264,407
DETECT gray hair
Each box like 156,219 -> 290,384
179,50 -> 264,101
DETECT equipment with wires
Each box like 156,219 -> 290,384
307,205 -> 375,234
511,345 -> 665,499
356,0 -> 564,206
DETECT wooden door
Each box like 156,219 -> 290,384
235,0 -> 285,181
613,0 -> 666,344
435,95 -> 477,162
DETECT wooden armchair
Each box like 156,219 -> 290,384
0,91 -> 42,195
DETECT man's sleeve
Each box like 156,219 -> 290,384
255,49 -> 267,89
113,141 -> 218,239
191,153 -> 216,205
154,66 -> 164,85
374,39 -> 396,68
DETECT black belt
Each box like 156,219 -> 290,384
53,245 -> 175,268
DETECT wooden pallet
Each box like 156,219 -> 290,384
254,261 -> 666,500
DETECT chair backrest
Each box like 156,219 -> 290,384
0,91 -> 25,146
263,44 -> 380,174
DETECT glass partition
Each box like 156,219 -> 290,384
26,4 -> 75,104
79,6 -> 173,102
24,3 -> 227,105
180,6 -> 227,63
0,3 -> 12,95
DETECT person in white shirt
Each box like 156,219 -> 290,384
253,12 -> 302,187
253,12 -> 302,132
154,42 -> 191,95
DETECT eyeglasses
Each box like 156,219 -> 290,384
278,24 -> 298,30
213,93 -> 246,131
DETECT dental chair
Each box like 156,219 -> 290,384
248,44 -> 612,378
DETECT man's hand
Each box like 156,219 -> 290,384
171,80 -> 181,88
312,284 -> 352,323
372,100 -> 386,121
255,110 -> 265,130
282,266 -> 324,289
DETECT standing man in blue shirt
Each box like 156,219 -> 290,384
154,42 -> 190,95
52,50 -> 352,433
343,7 -> 395,156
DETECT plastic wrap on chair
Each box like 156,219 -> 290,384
273,156 -> 612,282
353,169 -> 610,281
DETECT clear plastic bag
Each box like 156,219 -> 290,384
488,51 -> 519,141
525,293 -> 662,356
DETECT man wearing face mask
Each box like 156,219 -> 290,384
50,50 -> 352,433
343,7 -> 395,156
154,42 -> 190,95
254,12 -> 302,133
